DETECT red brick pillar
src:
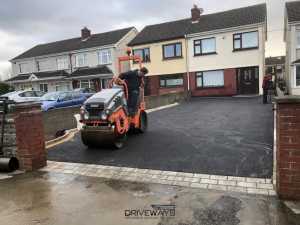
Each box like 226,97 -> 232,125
147,76 -> 159,96
276,97 -> 300,200
14,103 -> 46,171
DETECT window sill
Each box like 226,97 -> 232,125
196,86 -> 225,90
98,63 -> 112,66
233,47 -> 259,52
162,56 -> 183,61
194,52 -> 217,57
74,66 -> 89,69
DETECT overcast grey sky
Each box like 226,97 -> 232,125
0,0 -> 287,80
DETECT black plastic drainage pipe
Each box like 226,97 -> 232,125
0,157 -> 19,172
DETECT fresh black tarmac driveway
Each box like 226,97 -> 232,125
48,97 -> 274,178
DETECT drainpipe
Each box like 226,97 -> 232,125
184,35 -> 191,97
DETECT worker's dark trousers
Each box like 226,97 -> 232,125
263,89 -> 268,104
128,90 -> 139,116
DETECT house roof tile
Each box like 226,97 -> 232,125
129,4 -> 266,46
70,66 -> 112,78
6,70 -> 69,82
12,27 -> 134,60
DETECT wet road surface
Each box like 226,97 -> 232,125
0,171 -> 287,225
48,97 -> 274,178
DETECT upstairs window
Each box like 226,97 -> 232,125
194,38 -> 216,56
75,54 -> 87,67
163,43 -> 182,59
98,49 -> 112,65
297,30 -> 300,49
19,63 -> 30,74
37,59 -> 51,71
57,57 -> 69,70
233,31 -> 258,51
133,48 -> 150,63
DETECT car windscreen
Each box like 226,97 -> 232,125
41,92 -> 60,101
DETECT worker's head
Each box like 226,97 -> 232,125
139,67 -> 149,77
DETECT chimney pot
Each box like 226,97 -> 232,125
81,27 -> 91,40
191,4 -> 203,22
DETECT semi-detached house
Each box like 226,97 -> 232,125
129,4 -> 267,96
7,27 -> 137,92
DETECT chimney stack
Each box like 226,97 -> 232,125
81,27 -> 91,40
191,4 -> 203,22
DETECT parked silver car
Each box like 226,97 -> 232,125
1,90 -> 45,103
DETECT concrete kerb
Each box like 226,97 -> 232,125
42,161 -> 276,197
45,128 -> 78,149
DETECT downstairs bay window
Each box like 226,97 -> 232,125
196,70 -> 224,88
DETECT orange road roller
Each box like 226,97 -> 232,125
79,53 -> 147,149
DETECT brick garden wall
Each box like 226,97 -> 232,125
1,103 -> 46,171
43,106 -> 79,141
1,116 -> 17,158
276,97 -> 300,200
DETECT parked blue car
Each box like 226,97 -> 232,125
41,91 -> 88,111
73,88 -> 96,99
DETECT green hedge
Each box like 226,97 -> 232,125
0,82 -> 14,95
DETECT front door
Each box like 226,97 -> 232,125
237,67 -> 259,95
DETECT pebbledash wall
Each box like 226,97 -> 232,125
275,96 -> 300,200
1,103 -> 46,171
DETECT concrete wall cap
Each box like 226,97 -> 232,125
275,96 -> 300,103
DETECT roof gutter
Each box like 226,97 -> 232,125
11,44 -> 116,63
6,76 -> 67,84
65,74 -> 113,80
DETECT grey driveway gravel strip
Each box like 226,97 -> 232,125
42,161 -> 276,196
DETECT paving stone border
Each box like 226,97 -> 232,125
42,161 -> 276,196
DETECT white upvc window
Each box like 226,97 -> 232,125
233,31 -> 259,50
57,57 -> 69,70
98,49 -> 112,65
19,63 -> 30,74
194,37 -> 216,55
75,54 -> 87,67
39,83 -> 48,92
80,80 -> 91,88
196,70 -> 225,88
55,82 -> 71,91
296,30 -> 300,49
37,59 -> 51,72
